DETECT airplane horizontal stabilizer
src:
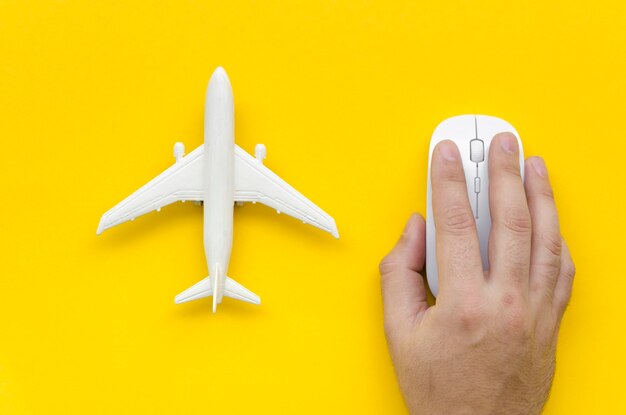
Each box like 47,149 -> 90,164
224,277 -> 261,304
174,276 -> 260,306
174,276 -> 213,304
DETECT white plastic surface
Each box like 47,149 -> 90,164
97,66 -> 338,313
96,145 -> 204,234
234,145 -> 339,237
174,275 -> 261,305
425,115 -> 524,297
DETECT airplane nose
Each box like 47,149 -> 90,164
210,66 -> 229,83
207,66 -> 232,95
206,66 -> 233,107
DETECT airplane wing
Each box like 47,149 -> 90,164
97,145 -> 205,234
234,145 -> 339,238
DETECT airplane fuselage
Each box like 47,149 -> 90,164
203,68 -> 234,304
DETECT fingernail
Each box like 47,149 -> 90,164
531,157 -> 547,178
499,133 -> 517,154
438,141 -> 459,161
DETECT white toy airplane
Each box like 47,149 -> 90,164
97,67 -> 339,313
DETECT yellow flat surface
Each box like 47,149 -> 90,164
0,1 -> 624,413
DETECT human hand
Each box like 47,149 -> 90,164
380,133 -> 575,414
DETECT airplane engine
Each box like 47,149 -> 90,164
254,144 -> 266,164
173,142 -> 185,162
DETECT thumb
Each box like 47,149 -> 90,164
380,213 -> 428,328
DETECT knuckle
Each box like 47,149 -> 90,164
457,300 -> 486,330
555,292 -> 573,314
379,254 -> 397,277
505,315 -> 532,341
459,309 -> 483,331
503,162 -> 522,178
502,240 -> 530,284
539,186 -> 555,201
500,294 -> 531,338
501,291 -> 517,307
532,262 -> 561,288
502,206 -> 532,235
561,259 -> 576,282
436,165 -> 466,184
530,232 -> 562,284
540,231 -> 562,258
379,246 -> 408,280
504,239 -> 529,263
441,205 -> 476,235
530,276 -> 556,302
505,264 -> 528,287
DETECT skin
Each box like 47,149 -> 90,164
380,133 -> 575,415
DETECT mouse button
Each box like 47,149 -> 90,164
432,115 -> 475,140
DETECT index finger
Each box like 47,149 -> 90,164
431,140 -> 484,298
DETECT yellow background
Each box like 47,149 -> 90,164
0,1 -> 624,413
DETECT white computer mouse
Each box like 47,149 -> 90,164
426,115 -> 524,296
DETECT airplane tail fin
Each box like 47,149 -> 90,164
174,275 -> 260,313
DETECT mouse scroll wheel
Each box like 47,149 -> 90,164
470,139 -> 484,163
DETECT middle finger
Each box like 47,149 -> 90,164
487,132 -> 532,296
